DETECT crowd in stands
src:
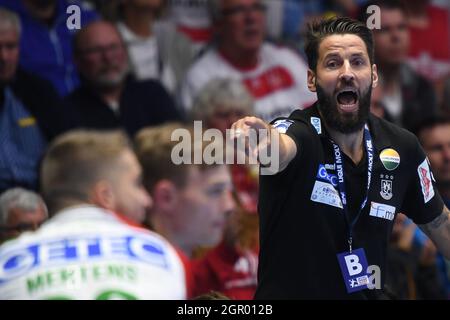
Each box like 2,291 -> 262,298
0,0 -> 449,299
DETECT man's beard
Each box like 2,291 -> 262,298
90,65 -> 130,91
316,83 -> 372,134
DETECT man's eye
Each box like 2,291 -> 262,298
207,188 -> 224,197
327,61 -> 337,68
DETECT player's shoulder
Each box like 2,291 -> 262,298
271,106 -> 321,140
370,114 -> 418,146
369,114 -> 421,160
186,48 -> 222,76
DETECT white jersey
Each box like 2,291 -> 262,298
0,206 -> 186,300
167,0 -> 211,46
180,43 -> 317,122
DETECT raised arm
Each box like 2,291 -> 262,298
419,206 -> 450,259
231,116 -> 298,173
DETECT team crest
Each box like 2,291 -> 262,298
380,174 -> 394,200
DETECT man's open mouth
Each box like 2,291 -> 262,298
336,89 -> 359,112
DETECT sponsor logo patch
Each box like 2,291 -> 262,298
369,202 -> 396,221
418,158 -> 435,203
310,180 -> 343,209
310,117 -> 322,134
272,119 -> 294,134
316,164 -> 338,187
379,148 -> 400,171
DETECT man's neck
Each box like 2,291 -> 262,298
90,84 -> 123,106
148,214 -> 194,259
123,7 -> 154,37
328,126 -> 365,165
218,45 -> 259,70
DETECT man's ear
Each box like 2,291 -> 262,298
90,180 -> 116,211
152,180 -> 178,213
371,64 -> 379,88
307,69 -> 317,92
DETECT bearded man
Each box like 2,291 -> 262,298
63,20 -> 181,138
231,17 -> 450,299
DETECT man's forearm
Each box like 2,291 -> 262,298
419,206 -> 450,259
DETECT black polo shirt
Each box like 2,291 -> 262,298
63,76 -> 182,137
255,103 -> 444,299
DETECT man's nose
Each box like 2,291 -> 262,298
0,46 -> 8,61
339,61 -> 355,83
142,189 -> 153,210
221,190 -> 236,215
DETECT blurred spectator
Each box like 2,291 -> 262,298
192,290 -> 230,300
180,0 -> 316,122
64,20 -> 182,138
192,78 -> 258,213
359,0 -> 439,131
135,123 -> 235,259
265,0 -> 326,42
0,130 -> 187,299
190,79 -> 258,299
191,78 -> 254,134
0,0 -> 98,96
0,8 -> 75,193
416,117 -> 450,215
117,0 -> 196,93
401,0 -> 450,94
416,116 -> 450,298
0,188 -> 47,244
192,206 -> 259,300
166,0 -> 212,51
385,213 -> 447,299
443,76 -> 450,116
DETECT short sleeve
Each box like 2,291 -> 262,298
400,137 -> 444,225
270,115 -> 317,175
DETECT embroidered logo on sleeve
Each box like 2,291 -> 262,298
418,158 -> 435,203
310,117 -> 322,134
272,119 -> 293,134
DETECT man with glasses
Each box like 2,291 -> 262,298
63,20 -> 182,138
180,0 -> 316,122
0,0 -> 98,97
0,188 -> 48,244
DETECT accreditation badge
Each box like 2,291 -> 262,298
336,248 -> 370,293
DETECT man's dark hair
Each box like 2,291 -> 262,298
413,116 -> 450,141
358,0 -> 407,24
304,17 -> 374,71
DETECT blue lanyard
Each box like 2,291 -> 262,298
330,125 -> 374,252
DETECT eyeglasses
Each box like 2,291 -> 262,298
221,3 -> 266,17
